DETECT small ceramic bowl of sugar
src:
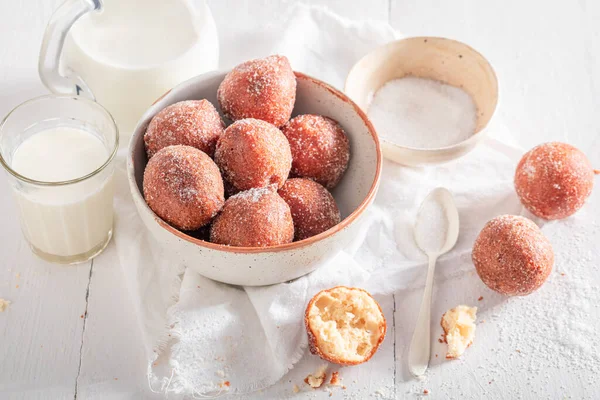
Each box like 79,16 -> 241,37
345,37 -> 498,166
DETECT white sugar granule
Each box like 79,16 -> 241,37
368,76 -> 477,149
414,197 -> 448,255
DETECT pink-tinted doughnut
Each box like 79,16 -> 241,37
515,142 -> 595,220
210,186 -> 294,247
282,114 -> 350,189
472,215 -> 554,296
278,178 -> 341,241
143,145 -> 224,231
214,118 -> 292,192
217,55 -> 296,127
144,100 -> 224,158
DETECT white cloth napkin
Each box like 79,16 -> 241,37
113,4 -> 525,396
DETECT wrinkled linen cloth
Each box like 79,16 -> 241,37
113,4 -> 524,396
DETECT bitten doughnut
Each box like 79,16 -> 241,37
282,114 -> 350,189
144,100 -> 224,158
143,145 -> 224,231
515,142 -> 595,220
278,178 -> 341,241
217,55 -> 296,127
305,286 -> 386,366
210,186 -> 294,247
214,119 -> 292,192
472,215 -> 554,296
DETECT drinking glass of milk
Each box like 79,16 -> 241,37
38,0 -> 218,136
0,96 -> 118,264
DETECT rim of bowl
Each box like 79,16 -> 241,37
129,70 -> 382,254
344,36 -> 499,153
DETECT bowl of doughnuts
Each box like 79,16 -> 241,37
127,55 -> 382,286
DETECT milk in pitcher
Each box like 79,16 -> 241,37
62,0 -> 219,135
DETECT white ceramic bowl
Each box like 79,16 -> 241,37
345,37 -> 498,166
127,71 -> 382,286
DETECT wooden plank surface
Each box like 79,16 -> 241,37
0,2 -> 89,400
1,0 -> 600,399
0,173 -> 92,400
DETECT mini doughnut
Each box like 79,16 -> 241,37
143,145 -> 224,231
305,286 -> 386,365
282,114 -> 350,189
217,55 -> 296,127
214,118 -> 292,192
472,215 -> 554,296
210,186 -> 294,247
515,142 -> 595,220
144,100 -> 224,158
278,178 -> 341,241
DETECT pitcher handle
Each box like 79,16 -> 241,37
38,0 -> 101,99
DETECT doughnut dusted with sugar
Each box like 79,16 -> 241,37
282,114 -> 350,189
217,55 -> 296,127
143,145 -> 224,231
515,142 -> 595,220
472,215 -> 554,296
210,186 -> 294,247
214,118 -> 292,192
144,100 -> 224,158
278,178 -> 341,241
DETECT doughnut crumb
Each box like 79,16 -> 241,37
0,298 -> 11,312
441,305 -> 477,359
329,371 -> 341,386
304,365 -> 327,389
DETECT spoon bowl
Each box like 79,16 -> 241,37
414,187 -> 460,257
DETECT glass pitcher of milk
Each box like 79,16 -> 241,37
39,0 -> 219,136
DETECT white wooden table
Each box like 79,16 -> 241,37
2,1 -> 600,399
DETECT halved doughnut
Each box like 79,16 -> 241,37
305,286 -> 386,365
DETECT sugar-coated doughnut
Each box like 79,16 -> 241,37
278,178 -> 341,241
214,118 -> 292,192
210,186 -> 294,247
217,55 -> 296,127
282,114 -> 350,189
515,142 -> 595,220
144,100 -> 224,158
143,145 -> 224,231
472,215 -> 554,296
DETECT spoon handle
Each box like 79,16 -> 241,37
408,255 -> 437,376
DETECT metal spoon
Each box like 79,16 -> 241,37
408,187 -> 460,376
